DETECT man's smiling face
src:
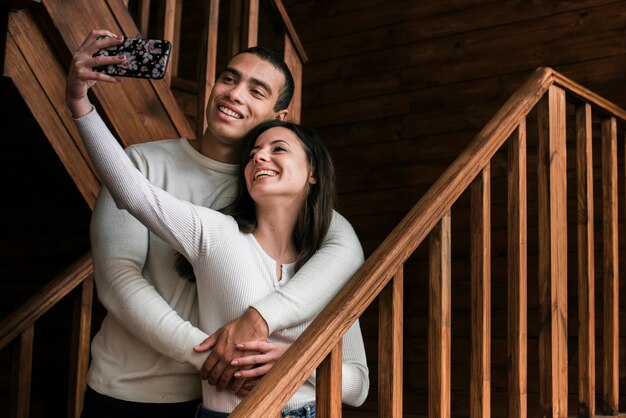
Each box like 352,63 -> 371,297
205,52 -> 287,146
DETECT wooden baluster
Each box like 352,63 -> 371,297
379,265 -> 404,417
228,0 -> 258,53
139,0 -> 151,37
602,116 -> 619,415
316,341 -> 343,418
67,275 -> 94,418
170,0 -> 183,77
162,0 -> 176,85
429,211 -> 451,418
271,0 -> 308,123
537,85 -> 568,418
576,103 -> 595,417
471,164 -> 491,418
242,0 -> 259,48
196,0 -> 219,138
283,35 -> 302,123
228,0 -> 242,56
508,121 -> 527,418
11,325 -> 34,418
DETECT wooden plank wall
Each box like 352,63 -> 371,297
282,1 -> 626,417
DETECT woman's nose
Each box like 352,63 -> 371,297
254,149 -> 269,163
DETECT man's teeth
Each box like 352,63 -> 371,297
219,105 -> 242,119
255,170 -> 277,180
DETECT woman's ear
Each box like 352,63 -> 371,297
308,174 -> 317,185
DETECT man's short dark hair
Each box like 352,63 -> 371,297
237,46 -> 295,112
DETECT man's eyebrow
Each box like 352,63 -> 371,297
219,66 -> 274,96
219,66 -> 241,78
249,77 -> 273,96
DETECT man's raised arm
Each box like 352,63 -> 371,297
90,177 -> 208,370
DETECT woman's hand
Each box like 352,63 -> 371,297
230,341 -> 290,396
66,30 -> 125,118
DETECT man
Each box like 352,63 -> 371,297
66,31 -> 364,417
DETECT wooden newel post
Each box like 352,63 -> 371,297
68,275 -> 94,418
11,326 -> 34,418
576,103 -> 595,417
429,211 -> 451,418
602,117 -> 619,416
508,121 -> 527,418
316,341 -> 343,417
379,266 -> 404,417
537,85 -> 568,418
471,165 -> 491,418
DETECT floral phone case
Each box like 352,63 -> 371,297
93,37 -> 172,80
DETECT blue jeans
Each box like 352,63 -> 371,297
283,403 -> 315,418
196,403 -> 315,418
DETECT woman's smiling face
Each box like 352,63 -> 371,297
244,126 -> 316,203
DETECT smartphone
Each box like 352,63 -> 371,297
93,37 -> 172,80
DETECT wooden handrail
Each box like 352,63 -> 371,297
0,251 -> 93,351
231,67 -> 626,416
553,72 -> 626,120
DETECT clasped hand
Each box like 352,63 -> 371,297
194,308 -> 288,396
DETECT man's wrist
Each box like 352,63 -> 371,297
244,307 -> 269,338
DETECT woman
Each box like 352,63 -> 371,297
77,117 -> 369,417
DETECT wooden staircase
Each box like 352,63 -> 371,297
1,0 -> 193,413
230,68 -> 626,418
4,2 -> 192,209
2,1 -> 626,418
0,0 -> 306,417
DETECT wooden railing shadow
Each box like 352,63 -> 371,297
231,67 -> 626,418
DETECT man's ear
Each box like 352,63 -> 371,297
275,109 -> 288,121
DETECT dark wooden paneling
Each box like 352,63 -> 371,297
283,1 -> 626,417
